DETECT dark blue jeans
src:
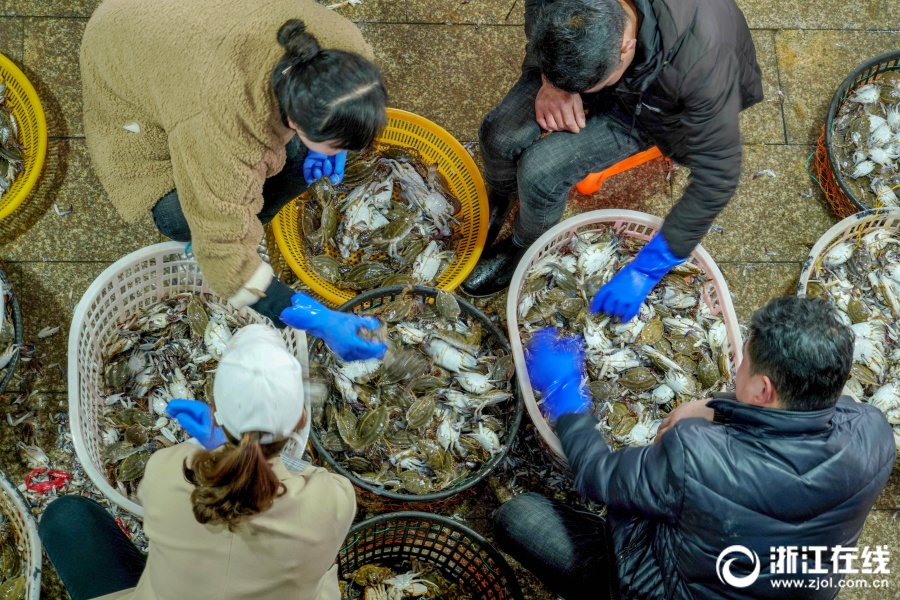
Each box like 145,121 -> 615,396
494,493 -> 615,600
479,75 -> 653,248
152,137 -> 308,241
39,495 -> 147,600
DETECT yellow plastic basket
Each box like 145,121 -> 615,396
0,52 -> 47,220
272,108 -> 488,306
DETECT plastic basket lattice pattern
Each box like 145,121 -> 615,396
0,53 -> 48,220
272,108 -> 489,306
67,242 -> 308,516
0,471 -> 41,599
823,51 -> 900,217
309,285 -> 523,508
338,512 -> 523,600
507,210 -> 743,460
0,269 -> 22,395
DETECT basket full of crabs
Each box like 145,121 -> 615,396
824,50 -> 900,215
308,285 -> 523,506
272,108 -> 489,306
507,210 -> 743,463
0,268 -> 22,395
337,511 -> 523,600
0,469 -> 41,599
68,242 -> 308,516
798,207 -> 900,454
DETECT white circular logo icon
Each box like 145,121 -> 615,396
716,545 -> 761,588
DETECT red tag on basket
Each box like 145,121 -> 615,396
25,468 -> 71,494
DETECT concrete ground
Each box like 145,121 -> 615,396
1,0 -> 899,597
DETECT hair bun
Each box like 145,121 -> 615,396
277,19 -> 320,64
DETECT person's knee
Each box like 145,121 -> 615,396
39,495 -> 95,542
495,493 -> 548,541
479,110 -> 535,162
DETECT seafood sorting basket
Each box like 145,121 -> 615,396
0,268 -> 22,395
272,108 -> 489,306
0,470 -> 41,599
338,511 -> 523,599
68,242 -> 308,516
0,52 -> 48,220
507,210 -> 743,460
310,285 -> 523,508
821,50 -> 900,217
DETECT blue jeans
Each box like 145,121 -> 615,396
152,137 -> 308,241
479,75 -> 653,248
39,495 -> 147,600
494,493 -> 615,600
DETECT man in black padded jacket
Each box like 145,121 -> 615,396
462,0 -> 763,320
499,296 -> 896,599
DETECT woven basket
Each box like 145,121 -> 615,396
0,52 -> 48,220
272,108 -> 488,306
0,470 -> 41,599
0,268 -> 22,395
338,511 -> 523,599
309,285 -> 523,508
506,210 -> 743,461
67,242 -> 308,516
822,50 -> 900,217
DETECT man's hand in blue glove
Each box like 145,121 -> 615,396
525,328 -> 591,422
280,292 -> 387,362
590,233 -> 686,322
302,150 -> 348,185
166,399 -> 227,450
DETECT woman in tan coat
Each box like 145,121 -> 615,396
79,0 -> 387,325
40,325 -> 356,600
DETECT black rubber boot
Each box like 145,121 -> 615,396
461,236 -> 528,297
484,190 -> 514,250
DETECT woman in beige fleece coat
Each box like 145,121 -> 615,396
79,0 -> 387,325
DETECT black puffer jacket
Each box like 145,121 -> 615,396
525,0 -> 763,258
557,394 -> 896,599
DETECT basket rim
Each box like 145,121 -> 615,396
340,510 -> 524,599
0,269 -> 23,395
824,50 -> 900,213
506,209 -> 744,458
0,51 -> 49,221
309,284 -> 524,502
797,207 -> 900,294
271,107 -> 489,306
0,469 -> 42,600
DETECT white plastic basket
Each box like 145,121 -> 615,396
507,210 -> 743,460
68,243 -> 308,516
0,470 -> 41,599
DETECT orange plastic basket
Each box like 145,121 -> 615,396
272,108 -> 488,306
0,52 -> 47,220
575,146 -> 663,195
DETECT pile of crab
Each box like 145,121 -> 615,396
299,145 -> 465,292
99,293 -> 246,498
517,227 -> 733,449
310,289 -> 517,496
830,70 -> 900,209
0,277 -> 16,383
341,560 -> 472,600
0,513 -> 26,600
805,227 -> 900,451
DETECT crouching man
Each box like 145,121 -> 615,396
498,296 -> 896,599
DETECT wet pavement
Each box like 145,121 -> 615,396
1,0 -> 899,597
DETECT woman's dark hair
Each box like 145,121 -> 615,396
184,432 -> 289,531
528,0 -> 627,93
273,19 -> 387,151
746,296 -> 854,412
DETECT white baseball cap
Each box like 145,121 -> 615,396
213,325 -> 305,443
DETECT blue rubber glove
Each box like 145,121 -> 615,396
302,150 -> 334,184
525,328 -> 591,422
590,233 -> 686,321
280,292 -> 388,361
166,399 -> 227,450
329,151 -> 348,185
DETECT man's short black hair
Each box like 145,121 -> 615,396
746,296 -> 854,411
528,0 -> 627,93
